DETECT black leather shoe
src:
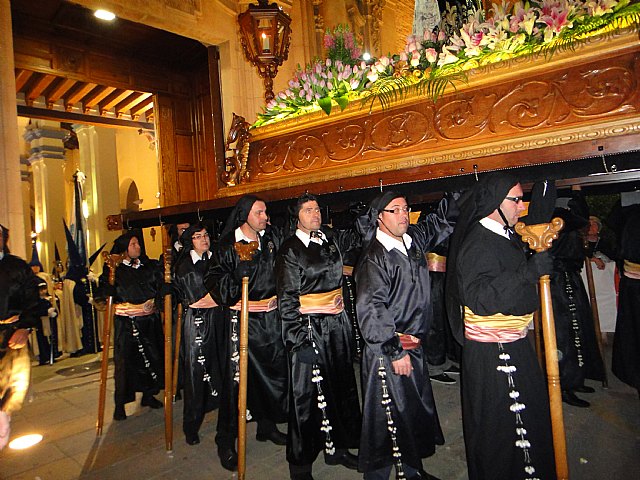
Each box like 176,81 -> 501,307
574,385 -> 596,393
218,447 -> 238,472
185,432 -> 200,445
429,373 -> 456,385
562,390 -> 590,408
325,451 -> 358,470
141,395 -> 163,409
256,428 -> 287,446
113,405 -> 127,421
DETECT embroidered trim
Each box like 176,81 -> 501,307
193,312 -> 218,397
496,344 -> 540,480
308,317 -> 335,456
378,356 -> 405,479
130,318 -> 158,382
563,272 -> 584,368
344,275 -> 362,357
230,309 -> 252,421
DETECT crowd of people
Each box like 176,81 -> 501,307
2,173 -> 638,480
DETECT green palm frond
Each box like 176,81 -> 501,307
360,74 -> 417,112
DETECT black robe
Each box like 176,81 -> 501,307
612,204 -> 640,390
98,260 -> 165,406
275,228 -> 362,466
457,224 -> 556,480
355,213 -> 453,473
204,227 -> 288,448
173,252 -> 225,436
549,210 -> 605,389
0,253 -> 41,414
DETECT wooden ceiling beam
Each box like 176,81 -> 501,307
99,89 -> 134,114
114,92 -> 153,118
82,85 -> 116,112
15,69 -> 33,92
64,82 -> 98,110
46,77 -> 76,106
130,96 -> 154,120
24,73 -> 56,106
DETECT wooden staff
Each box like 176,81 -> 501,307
234,241 -> 259,480
515,217 -> 568,480
163,249 -> 174,452
96,252 -> 123,436
583,256 -> 609,388
533,309 -> 544,369
172,303 -> 183,401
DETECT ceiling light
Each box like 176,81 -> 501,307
9,434 -> 43,450
94,9 -> 116,21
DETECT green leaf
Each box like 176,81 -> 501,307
318,96 -> 333,116
334,95 -> 349,111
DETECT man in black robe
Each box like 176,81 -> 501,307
275,193 -> 361,480
446,174 -> 556,480
97,231 -> 165,420
610,198 -> 640,397
204,195 -> 288,471
355,191 -> 456,480
173,224 -> 224,445
549,194 -> 605,407
0,224 -> 41,450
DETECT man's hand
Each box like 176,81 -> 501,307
8,329 -> 30,349
391,354 -> 412,376
591,257 -> 606,270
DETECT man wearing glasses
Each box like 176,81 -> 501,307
205,195 -> 288,471
354,191 -> 456,480
446,174 -> 556,480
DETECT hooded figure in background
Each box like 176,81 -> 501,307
172,223 -> 224,446
204,195 -> 288,472
548,192 -> 606,408
446,173 -> 556,480
355,190 -> 456,480
29,244 -> 60,365
0,224 -> 42,450
97,230 -> 165,421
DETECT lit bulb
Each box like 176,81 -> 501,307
362,52 -> 371,61
94,9 -> 116,21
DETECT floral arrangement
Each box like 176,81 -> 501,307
253,0 -> 640,128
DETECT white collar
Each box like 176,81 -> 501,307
190,250 -> 209,264
375,228 -> 412,256
235,227 -> 263,249
123,258 -> 142,268
174,240 -> 183,252
296,228 -> 326,247
480,217 -> 511,239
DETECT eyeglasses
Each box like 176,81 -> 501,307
505,196 -> 523,204
382,206 -> 411,214
192,233 -> 209,240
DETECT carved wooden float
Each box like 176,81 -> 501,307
109,28 -> 640,229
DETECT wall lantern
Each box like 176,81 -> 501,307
238,0 -> 292,103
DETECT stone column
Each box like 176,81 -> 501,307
74,125 -> 120,274
0,0 -> 26,257
24,121 -> 68,272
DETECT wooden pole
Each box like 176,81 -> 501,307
172,303 -> 183,401
583,257 -> 609,388
96,252 -> 123,436
163,248 -> 173,452
515,217 -> 569,480
533,309 -> 544,369
234,240 -> 259,480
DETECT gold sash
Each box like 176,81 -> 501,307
464,306 -> 532,343
0,314 -> 20,325
230,295 -> 278,313
342,265 -> 354,276
114,299 -> 156,317
299,287 -> 344,315
624,260 -> 640,279
427,253 -> 447,273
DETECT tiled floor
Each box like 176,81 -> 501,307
1,337 -> 638,480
